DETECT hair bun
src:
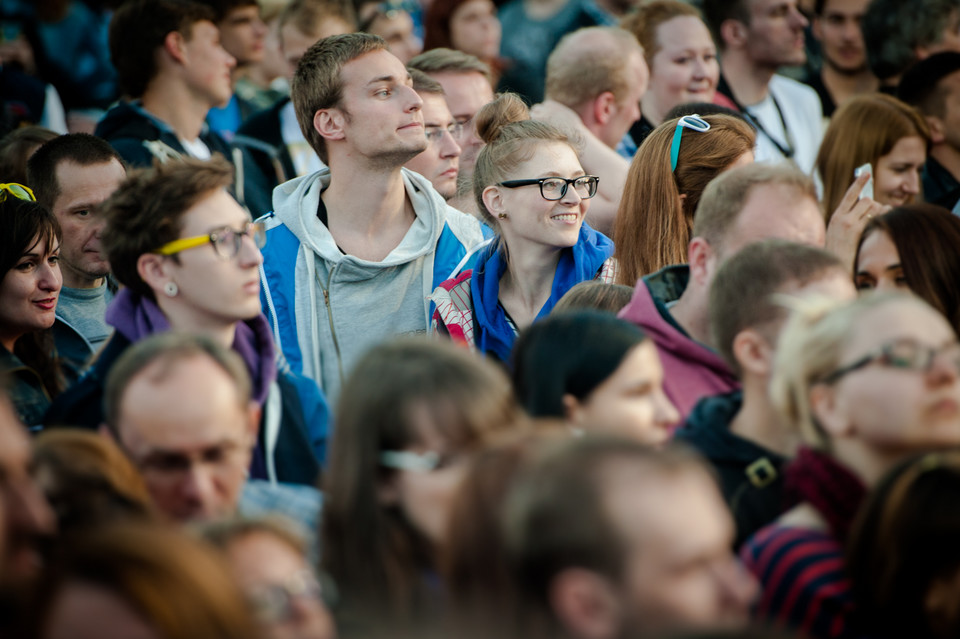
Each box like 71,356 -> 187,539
475,93 -> 530,145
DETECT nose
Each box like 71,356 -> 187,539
559,180 -> 584,205
403,84 -> 423,113
179,465 -> 219,517
904,170 -> 921,195
789,4 -> 808,28
254,17 -> 267,38
239,233 -> 265,267
927,350 -> 960,384
224,48 -> 237,70
654,389 -> 680,428
38,258 -> 61,292
440,130 -> 462,159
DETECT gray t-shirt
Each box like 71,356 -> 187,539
57,282 -> 114,349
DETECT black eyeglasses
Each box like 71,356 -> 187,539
498,175 -> 599,201
821,338 -> 960,384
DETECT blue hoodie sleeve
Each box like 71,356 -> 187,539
287,369 -> 331,464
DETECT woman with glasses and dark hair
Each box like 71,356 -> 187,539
322,338 -> 523,634
0,183 -> 65,428
46,158 -> 328,486
740,293 -> 960,639
432,92 -> 615,362
613,113 -> 755,285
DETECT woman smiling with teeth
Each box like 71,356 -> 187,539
432,93 -> 615,362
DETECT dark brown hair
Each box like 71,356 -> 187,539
26,133 -> 125,211
100,156 -> 234,300
0,126 -> 58,186
847,450 -> 960,639
322,338 -> 521,629
854,204 -> 960,335
109,0 -> 217,98
0,197 -> 64,397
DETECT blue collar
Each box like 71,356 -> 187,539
471,224 -> 614,362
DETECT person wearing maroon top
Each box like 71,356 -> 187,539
741,293 -> 960,638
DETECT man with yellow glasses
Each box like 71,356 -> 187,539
46,157 -> 329,490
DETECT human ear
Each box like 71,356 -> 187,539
809,382 -> 853,439
562,393 -> 584,424
732,329 -> 774,378
314,109 -> 346,142
593,92 -> 616,126
687,237 -> 715,287
549,568 -> 622,639
925,115 -> 946,145
163,30 -> 189,66
137,253 -> 174,297
720,19 -> 747,49
481,185 -> 505,218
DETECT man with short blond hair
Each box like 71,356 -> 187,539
259,33 -> 486,407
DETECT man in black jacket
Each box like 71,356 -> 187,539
674,240 -> 854,547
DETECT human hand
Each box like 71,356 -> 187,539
825,172 -> 891,271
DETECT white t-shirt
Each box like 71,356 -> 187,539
745,74 -> 823,174
178,136 -> 212,160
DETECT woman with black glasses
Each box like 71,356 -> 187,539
432,92 -> 615,362
0,183 -> 65,428
46,158 -> 327,486
741,292 -> 960,639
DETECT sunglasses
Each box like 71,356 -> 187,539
670,115 -> 711,172
0,183 -> 36,202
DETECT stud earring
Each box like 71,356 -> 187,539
498,212 -> 508,220
163,281 -> 179,297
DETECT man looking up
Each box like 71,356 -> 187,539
618,162 -> 827,421
27,134 -> 126,378
259,33 -> 486,407
404,69 -> 462,200
803,0 -> 877,117
703,0 -> 823,171
95,0 -> 236,167
408,47 -> 496,216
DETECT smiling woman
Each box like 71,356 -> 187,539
817,93 -> 931,219
431,92 -> 616,362
0,192 -> 65,428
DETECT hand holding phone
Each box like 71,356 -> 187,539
854,163 -> 874,201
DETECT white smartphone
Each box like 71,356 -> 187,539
854,162 -> 874,201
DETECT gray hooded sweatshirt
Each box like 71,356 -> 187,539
260,167 -> 488,408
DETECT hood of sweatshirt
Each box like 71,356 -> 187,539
674,391 -> 784,466
270,166 -> 479,275
105,289 -> 277,406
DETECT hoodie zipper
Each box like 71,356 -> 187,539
317,266 -> 346,385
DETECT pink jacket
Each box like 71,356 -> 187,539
618,266 -> 740,423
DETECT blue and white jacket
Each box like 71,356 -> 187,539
259,167 -> 489,409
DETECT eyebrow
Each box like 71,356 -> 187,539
367,73 -> 411,86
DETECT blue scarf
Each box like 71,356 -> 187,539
471,224 -> 614,362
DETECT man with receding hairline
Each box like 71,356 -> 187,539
618,162 -> 826,422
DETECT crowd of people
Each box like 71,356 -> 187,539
3,0 -> 960,638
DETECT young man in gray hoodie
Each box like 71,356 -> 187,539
258,33 -> 487,408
